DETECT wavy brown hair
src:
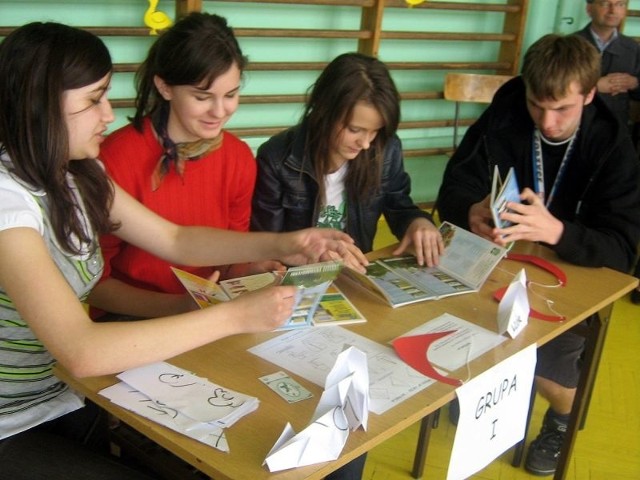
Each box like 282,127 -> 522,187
0,22 -> 116,254
303,52 -> 400,204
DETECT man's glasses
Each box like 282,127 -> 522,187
594,1 -> 628,8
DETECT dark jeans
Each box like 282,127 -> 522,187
0,401 -> 152,480
325,453 -> 367,480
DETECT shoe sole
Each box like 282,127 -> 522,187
524,465 -> 556,476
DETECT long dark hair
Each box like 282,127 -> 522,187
303,52 -> 400,203
0,22 -> 115,254
132,12 -> 247,130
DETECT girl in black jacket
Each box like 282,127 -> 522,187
251,53 -> 444,268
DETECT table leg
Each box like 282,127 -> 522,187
412,412 -> 437,479
511,383 -> 537,467
553,303 -> 613,480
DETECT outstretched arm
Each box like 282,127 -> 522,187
109,182 -> 367,269
0,227 -> 297,378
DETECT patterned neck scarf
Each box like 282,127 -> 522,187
150,103 -> 223,191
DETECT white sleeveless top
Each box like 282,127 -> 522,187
0,149 -> 103,439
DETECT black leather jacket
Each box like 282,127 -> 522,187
251,121 -> 432,253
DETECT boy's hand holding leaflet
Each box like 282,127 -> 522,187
494,188 -> 565,247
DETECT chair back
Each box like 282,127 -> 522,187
444,73 -> 513,149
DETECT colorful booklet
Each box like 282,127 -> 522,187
172,261 -> 365,329
341,222 -> 506,308
306,284 -> 366,327
490,165 -> 521,229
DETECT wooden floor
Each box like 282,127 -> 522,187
363,225 -> 640,480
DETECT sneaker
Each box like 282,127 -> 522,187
524,410 -> 567,476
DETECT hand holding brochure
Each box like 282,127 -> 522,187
278,261 -> 345,328
490,166 -> 521,229
172,261 -> 365,329
341,222 -> 506,307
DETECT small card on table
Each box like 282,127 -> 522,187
259,371 -> 313,403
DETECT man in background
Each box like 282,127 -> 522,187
576,0 -> 640,128
576,0 -> 640,304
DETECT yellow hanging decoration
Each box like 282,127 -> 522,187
405,0 -> 427,6
144,0 -> 173,35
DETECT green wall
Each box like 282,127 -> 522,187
0,0 -> 629,202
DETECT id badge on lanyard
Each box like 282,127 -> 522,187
531,128 -> 578,208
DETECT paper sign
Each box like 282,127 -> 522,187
447,344 -> 537,480
497,269 -> 529,338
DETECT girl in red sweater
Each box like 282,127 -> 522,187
89,13 -> 305,318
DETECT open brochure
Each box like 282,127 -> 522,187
341,222 -> 507,308
490,165 -> 520,229
171,261 -> 365,329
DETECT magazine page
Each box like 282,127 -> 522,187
172,262 -> 344,330
219,272 -> 279,299
279,261 -> 344,329
339,266 -> 390,304
170,267 -> 230,308
312,284 -> 366,327
490,164 -> 500,209
490,166 -> 520,229
342,251 -> 476,308
341,222 -> 506,307
280,260 -> 343,288
374,256 -> 475,306
341,260 -> 438,307
437,222 -> 506,290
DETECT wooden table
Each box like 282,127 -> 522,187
54,242 -> 638,480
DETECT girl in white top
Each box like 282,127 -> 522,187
0,22 -> 366,479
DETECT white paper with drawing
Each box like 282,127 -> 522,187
100,382 -> 229,452
249,327 -> 434,414
116,361 -> 259,427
